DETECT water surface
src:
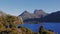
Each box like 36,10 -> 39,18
17,23 -> 60,34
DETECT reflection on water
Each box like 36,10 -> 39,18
17,23 -> 60,34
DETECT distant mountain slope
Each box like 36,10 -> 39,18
24,11 -> 60,23
19,10 -> 47,20
19,11 -> 37,20
34,9 -> 47,17
42,11 -> 60,22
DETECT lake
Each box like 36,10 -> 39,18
17,23 -> 60,34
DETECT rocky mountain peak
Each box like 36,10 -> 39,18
19,9 -> 48,20
24,10 -> 28,13
20,10 -> 30,16
34,9 -> 47,17
23,10 -> 29,13
34,9 -> 44,14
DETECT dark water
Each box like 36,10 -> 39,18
17,23 -> 60,34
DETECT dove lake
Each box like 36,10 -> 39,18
17,23 -> 60,34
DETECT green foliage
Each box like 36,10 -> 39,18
17,26 -> 34,34
39,26 -> 54,34
0,15 -> 23,28
0,15 -> 34,34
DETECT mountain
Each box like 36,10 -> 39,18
19,10 -> 37,20
34,9 -> 47,17
24,11 -> 60,23
41,11 -> 60,22
19,10 -> 47,20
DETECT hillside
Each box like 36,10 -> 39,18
0,11 -> 23,25
0,11 -> 33,34
0,11 -> 8,16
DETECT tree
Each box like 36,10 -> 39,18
39,26 -> 44,34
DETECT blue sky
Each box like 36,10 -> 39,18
0,0 -> 60,16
